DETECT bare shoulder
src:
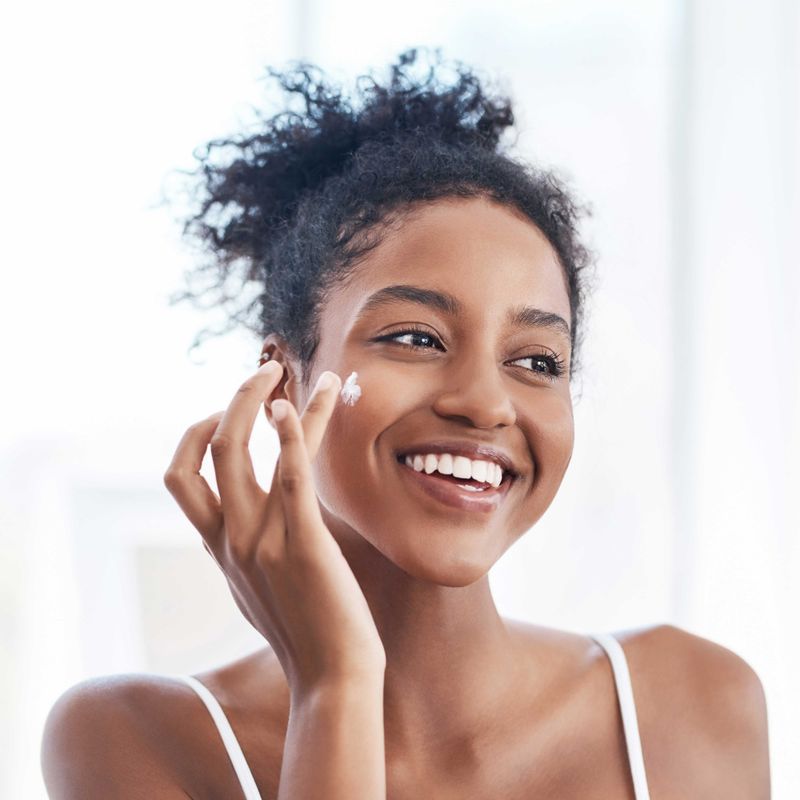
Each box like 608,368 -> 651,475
41,674 -> 203,799
613,623 -> 770,799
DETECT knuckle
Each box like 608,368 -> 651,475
303,393 -> 326,416
255,541 -> 282,570
162,469 -> 185,492
277,426 -> 298,446
279,471 -> 304,494
225,536 -> 253,564
209,433 -> 233,459
236,380 -> 257,396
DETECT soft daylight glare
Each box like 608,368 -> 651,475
1,0 -> 797,796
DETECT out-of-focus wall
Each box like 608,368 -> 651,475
1,0 -> 796,796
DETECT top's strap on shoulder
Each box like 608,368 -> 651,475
175,674 -> 263,800
589,633 -> 651,800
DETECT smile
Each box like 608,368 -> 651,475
394,453 -> 515,513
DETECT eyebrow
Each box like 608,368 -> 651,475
354,284 -> 572,343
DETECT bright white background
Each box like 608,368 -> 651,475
1,0 -> 797,796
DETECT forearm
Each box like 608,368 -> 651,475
278,674 -> 386,799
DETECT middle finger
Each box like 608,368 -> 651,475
261,369 -> 342,537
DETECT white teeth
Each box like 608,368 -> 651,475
492,463 -> 502,487
452,456 -> 473,479
401,452 -> 507,487
437,453 -> 454,475
471,460 -> 488,483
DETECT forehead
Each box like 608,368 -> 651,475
322,196 -> 571,333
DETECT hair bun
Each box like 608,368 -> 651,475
190,47 -> 515,238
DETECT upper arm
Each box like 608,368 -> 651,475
41,676 -> 191,799
634,624 -> 771,800
691,630 -> 771,799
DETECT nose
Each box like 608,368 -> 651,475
431,355 -> 517,429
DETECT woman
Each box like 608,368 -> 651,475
41,48 -> 770,799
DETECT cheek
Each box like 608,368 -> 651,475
309,362 -> 574,565
515,390 -> 575,525
310,368 -> 403,518
535,391 -> 575,471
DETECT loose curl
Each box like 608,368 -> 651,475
170,46 -> 595,389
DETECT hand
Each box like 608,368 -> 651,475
164,362 -> 386,696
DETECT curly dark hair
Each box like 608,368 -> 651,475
170,47 -> 595,389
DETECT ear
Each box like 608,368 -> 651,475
259,335 -> 303,429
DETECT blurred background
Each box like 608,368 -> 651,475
1,0 -> 797,795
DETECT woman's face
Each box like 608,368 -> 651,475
302,196 -> 574,586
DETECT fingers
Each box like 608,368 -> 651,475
167,363 -> 340,560
210,360 -> 285,521
164,413 -> 224,538
272,398 -> 327,546
261,370 -> 340,540
299,371 -> 342,461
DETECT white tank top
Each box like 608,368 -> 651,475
174,632 -> 651,800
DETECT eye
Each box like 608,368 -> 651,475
374,327 -> 446,351
508,353 -> 567,382
375,328 -> 566,381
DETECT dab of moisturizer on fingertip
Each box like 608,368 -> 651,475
340,371 -> 362,406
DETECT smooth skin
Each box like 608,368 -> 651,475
167,365 -> 387,799
41,197 -> 770,799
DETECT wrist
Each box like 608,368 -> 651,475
290,669 -> 385,707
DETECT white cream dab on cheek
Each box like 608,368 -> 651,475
340,371 -> 362,406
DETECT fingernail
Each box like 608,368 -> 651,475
272,400 -> 288,421
258,360 -> 280,374
317,372 -> 334,391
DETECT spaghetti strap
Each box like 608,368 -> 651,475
175,674 -> 263,800
173,635 -> 648,800
589,633 -> 652,800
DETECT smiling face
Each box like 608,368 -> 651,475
293,195 -> 574,586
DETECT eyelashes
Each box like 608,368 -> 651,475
373,327 -> 567,382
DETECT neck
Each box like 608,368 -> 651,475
327,515 -> 521,758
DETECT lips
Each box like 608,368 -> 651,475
394,452 -> 515,513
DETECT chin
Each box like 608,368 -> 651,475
316,480 -> 536,587
365,522 -> 511,588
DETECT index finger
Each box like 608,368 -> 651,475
211,360 -> 285,515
